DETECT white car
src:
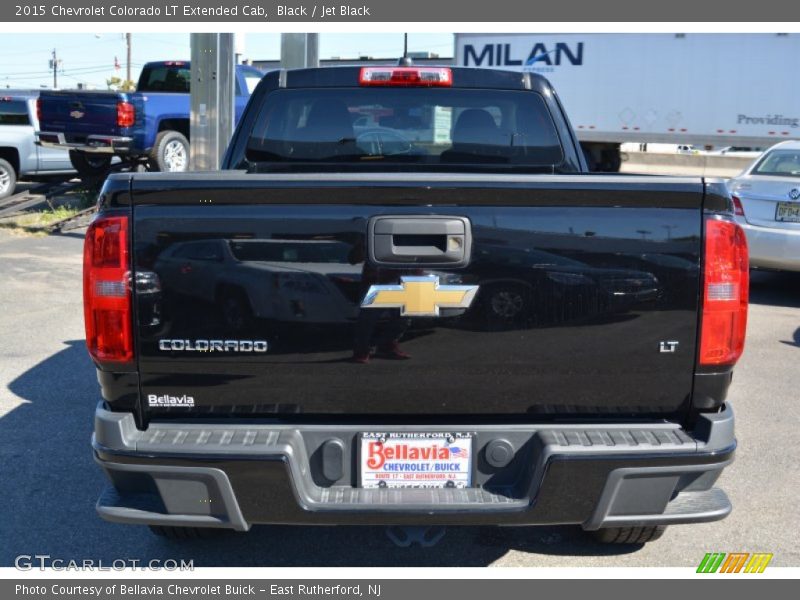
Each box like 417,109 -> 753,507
728,140 -> 800,272
710,146 -> 764,157
153,238 -> 362,330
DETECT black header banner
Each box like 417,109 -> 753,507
1,0 -> 799,22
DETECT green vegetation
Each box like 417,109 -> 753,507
0,191 -> 95,235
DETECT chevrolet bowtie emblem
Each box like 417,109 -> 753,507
361,275 -> 479,317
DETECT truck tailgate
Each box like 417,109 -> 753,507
39,91 -> 125,140
130,174 -> 704,421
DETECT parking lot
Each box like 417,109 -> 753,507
0,226 -> 798,568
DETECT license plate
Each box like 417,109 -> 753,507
776,202 -> 800,222
359,432 -> 473,489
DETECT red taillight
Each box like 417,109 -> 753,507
36,98 -> 42,123
116,101 -> 135,128
83,215 -> 133,364
359,67 -> 452,87
731,195 -> 745,217
699,218 -> 749,366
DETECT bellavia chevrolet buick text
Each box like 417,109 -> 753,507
85,65 -> 748,545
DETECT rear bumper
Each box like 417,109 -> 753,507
92,403 -> 735,531
37,132 -> 133,155
739,220 -> 800,271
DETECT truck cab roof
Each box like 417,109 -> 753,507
258,65 -> 555,94
0,91 -> 40,100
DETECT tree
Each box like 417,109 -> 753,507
105,76 -> 135,91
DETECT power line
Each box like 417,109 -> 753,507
60,73 -> 113,85
0,64 -> 131,77
7,58 -> 126,68
0,36 -> 121,58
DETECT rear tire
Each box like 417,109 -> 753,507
0,158 -> 17,200
481,284 -> 529,329
69,150 -> 112,180
148,525 -> 224,540
220,289 -> 254,333
149,130 -> 189,172
591,526 -> 666,544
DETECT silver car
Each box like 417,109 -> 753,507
728,140 -> 800,272
0,92 -> 73,199
153,238 -> 361,330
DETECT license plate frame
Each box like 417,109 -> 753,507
358,432 -> 474,489
775,202 -> 800,222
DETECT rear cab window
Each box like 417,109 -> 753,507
243,87 -> 564,171
237,66 -> 266,96
137,64 -> 191,93
0,99 -> 31,126
229,240 -> 351,263
174,242 -> 222,261
752,150 -> 800,177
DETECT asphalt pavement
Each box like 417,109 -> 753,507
0,227 -> 798,567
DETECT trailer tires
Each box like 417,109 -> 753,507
150,130 -> 189,173
592,526 -> 666,544
0,158 -> 17,200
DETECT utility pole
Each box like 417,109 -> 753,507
279,34 -> 319,69
190,33 -> 236,170
125,33 -> 131,84
49,48 -> 59,89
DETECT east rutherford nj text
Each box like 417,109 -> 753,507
270,584 -> 380,596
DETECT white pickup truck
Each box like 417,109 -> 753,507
0,92 -> 73,199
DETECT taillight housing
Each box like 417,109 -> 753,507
36,97 -> 42,123
699,218 -> 749,366
731,195 -> 745,217
359,67 -> 452,87
116,101 -> 135,128
83,215 -> 133,364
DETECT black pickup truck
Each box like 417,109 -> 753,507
86,65 -> 748,545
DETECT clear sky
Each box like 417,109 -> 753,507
0,33 -> 454,90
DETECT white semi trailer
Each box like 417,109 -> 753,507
455,33 -> 800,170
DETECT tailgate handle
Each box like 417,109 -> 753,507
368,216 -> 472,267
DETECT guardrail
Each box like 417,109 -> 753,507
620,152 -> 755,178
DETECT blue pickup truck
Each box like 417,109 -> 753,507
37,61 -> 264,176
